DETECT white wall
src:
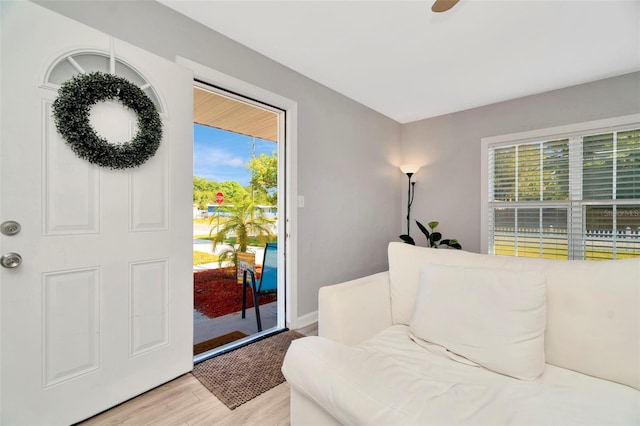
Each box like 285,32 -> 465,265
36,0 -> 402,321
401,72 -> 640,253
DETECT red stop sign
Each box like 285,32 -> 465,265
215,192 -> 224,204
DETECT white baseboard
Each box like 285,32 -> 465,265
295,310 -> 318,329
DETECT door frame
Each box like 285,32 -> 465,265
178,57 -> 299,332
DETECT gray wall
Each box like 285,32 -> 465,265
36,0 -> 402,319
27,1 -> 640,318
401,72 -> 640,253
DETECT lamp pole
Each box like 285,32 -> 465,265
406,173 -> 415,236
400,164 -> 420,237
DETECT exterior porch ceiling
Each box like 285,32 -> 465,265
193,87 -> 278,142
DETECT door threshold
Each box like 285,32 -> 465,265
193,327 -> 288,364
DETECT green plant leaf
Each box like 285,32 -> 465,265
399,234 -> 416,245
441,239 -> 463,250
427,221 -> 439,230
415,221 -> 430,240
431,232 -> 442,243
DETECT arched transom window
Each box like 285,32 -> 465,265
44,50 -> 164,114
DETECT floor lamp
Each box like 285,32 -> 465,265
400,164 -> 420,236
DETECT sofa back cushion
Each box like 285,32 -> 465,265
388,242 -> 640,390
409,264 -> 547,380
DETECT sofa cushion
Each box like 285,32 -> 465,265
282,326 -> 640,425
389,243 -> 506,325
387,242 -> 640,390
409,264 -> 546,380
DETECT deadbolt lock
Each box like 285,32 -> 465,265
1,221 -> 21,236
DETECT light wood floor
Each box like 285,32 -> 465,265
80,323 -> 318,426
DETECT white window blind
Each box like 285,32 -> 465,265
488,127 -> 640,260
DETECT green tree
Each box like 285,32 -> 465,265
209,199 -> 274,254
615,129 -> 640,199
218,180 -> 251,206
247,152 -> 278,205
193,177 -> 251,210
215,244 -> 242,272
493,140 -> 569,203
193,176 -> 217,209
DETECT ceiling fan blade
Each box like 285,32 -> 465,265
432,0 -> 460,13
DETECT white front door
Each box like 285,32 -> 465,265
0,3 -> 193,424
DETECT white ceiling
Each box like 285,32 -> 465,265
160,0 -> 640,124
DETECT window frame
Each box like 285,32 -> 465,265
480,114 -> 640,256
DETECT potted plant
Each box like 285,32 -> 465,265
400,220 -> 462,249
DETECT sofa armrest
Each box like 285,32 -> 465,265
318,271 -> 392,346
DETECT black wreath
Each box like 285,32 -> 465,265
52,71 -> 163,170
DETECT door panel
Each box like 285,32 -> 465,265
43,100 -> 101,235
0,2 -> 193,424
43,268 -> 101,388
130,259 -> 170,355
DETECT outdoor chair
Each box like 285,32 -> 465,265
242,242 -> 277,332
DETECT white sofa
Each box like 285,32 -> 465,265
282,242 -> 640,425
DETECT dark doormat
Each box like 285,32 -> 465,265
192,330 -> 304,409
193,331 -> 248,356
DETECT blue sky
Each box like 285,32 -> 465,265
193,124 -> 276,186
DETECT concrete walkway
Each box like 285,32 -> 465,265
193,302 -> 277,344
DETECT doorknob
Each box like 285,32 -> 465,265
1,252 -> 22,268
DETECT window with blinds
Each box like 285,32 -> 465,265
487,127 -> 640,260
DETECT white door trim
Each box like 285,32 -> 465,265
177,57 -> 299,329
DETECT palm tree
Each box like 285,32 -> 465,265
215,243 -> 241,274
209,200 -> 275,268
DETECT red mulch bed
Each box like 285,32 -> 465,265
194,267 -> 276,319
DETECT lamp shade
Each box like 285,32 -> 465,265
400,164 -> 421,175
